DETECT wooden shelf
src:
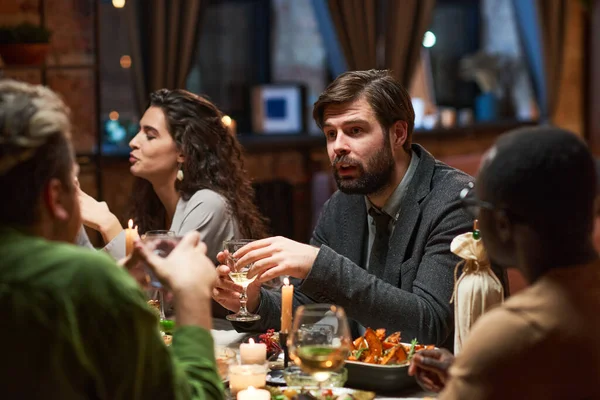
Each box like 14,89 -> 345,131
413,120 -> 537,139
238,120 -> 538,153
237,134 -> 325,153
95,120 -> 538,159
0,64 -> 96,70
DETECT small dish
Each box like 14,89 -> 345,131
215,346 -> 236,382
267,386 -> 375,400
282,366 -> 347,387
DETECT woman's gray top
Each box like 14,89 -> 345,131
77,189 -> 240,263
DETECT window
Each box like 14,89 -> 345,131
99,0 -> 137,155
270,0 -> 327,134
98,0 -> 537,152
418,0 -> 537,127
186,0 -> 327,135
186,0 -> 269,132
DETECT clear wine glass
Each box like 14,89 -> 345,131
224,239 -> 261,322
288,304 -> 351,389
141,230 -> 178,321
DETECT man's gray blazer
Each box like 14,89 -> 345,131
235,144 -> 497,349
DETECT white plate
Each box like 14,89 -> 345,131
271,386 -> 376,400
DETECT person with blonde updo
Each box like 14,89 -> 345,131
0,80 -> 223,399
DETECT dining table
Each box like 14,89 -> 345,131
211,319 -> 436,400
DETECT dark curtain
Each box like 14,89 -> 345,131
126,0 -> 206,115
325,0 -> 435,88
327,0 -> 377,71
512,0 -> 567,120
385,0 -> 436,88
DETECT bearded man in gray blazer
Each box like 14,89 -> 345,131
214,70 -> 502,349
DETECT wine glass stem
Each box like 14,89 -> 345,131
239,287 -> 249,315
159,290 -> 166,320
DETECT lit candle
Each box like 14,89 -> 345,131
237,386 -> 270,400
228,364 -> 268,395
281,277 -> 294,333
239,338 -> 267,365
125,219 -> 138,256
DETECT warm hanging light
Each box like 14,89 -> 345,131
221,115 -> 232,126
120,55 -> 132,69
112,0 -> 126,9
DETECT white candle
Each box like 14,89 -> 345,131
125,219 -> 139,256
239,338 -> 267,365
281,277 -> 294,333
237,386 -> 270,400
228,364 -> 267,395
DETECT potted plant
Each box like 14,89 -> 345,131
0,22 -> 52,66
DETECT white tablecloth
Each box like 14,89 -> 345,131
212,318 -> 250,348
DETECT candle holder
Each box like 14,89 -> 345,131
279,331 -> 290,369
228,363 -> 268,396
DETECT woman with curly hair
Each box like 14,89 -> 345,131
78,89 -> 269,263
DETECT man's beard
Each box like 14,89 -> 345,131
332,143 -> 395,196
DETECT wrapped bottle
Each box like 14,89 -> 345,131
450,221 -> 504,354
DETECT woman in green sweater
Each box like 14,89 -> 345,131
0,79 -> 224,399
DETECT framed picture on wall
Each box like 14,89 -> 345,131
251,84 -> 306,134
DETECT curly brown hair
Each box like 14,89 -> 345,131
130,89 -> 269,239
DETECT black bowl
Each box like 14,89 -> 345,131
345,360 -> 418,393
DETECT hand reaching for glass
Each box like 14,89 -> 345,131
222,239 -> 262,322
124,231 -> 217,297
211,252 -> 262,315
123,231 -> 218,330
229,236 -> 320,283
408,348 -> 455,393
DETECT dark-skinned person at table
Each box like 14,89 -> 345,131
409,127 -> 600,400
212,69 -> 506,347
0,80 -> 224,399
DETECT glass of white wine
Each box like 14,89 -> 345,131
141,230 -> 179,320
288,304 -> 351,389
224,239 -> 261,322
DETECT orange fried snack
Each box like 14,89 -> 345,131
364,328 -> 382,358
347,328 -> 433,365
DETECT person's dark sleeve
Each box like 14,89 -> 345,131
299,196 -> 471,346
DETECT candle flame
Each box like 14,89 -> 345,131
284,277 -> 290,286
249,338 -> 255,344
128,219 -> 133,229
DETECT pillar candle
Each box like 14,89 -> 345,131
281,277 -> 294,333
239,338 -> 267,365
125,219 -> 138,256
237,386 -> 270,400
229,365 -> 267,395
